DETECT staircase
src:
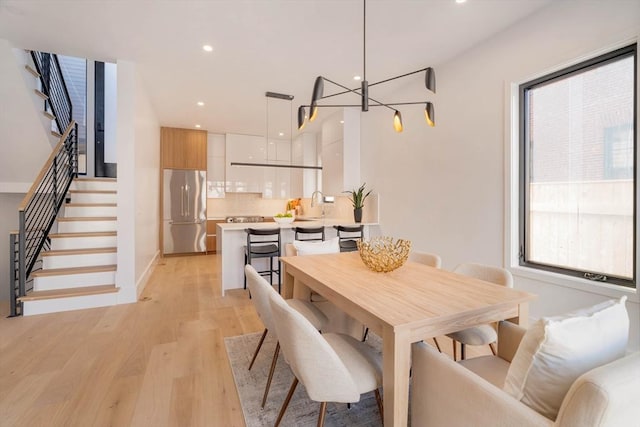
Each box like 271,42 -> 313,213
19,178 -> 119,316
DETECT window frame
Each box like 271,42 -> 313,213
518,43 -> 637,288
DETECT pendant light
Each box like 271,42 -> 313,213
297,0 -> 436,133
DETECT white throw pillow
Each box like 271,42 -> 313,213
503,296 -> 629,420
293,237 -> 340,256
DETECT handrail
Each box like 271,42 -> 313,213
19,121 -> 76,211
9,121 -> 78,317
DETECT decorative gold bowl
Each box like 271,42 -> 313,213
357,237 -> 412,272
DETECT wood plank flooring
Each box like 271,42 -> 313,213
0,254 -> 489,427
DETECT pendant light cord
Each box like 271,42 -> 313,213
363,0 -> 366,82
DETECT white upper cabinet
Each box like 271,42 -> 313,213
225,133 -> 267,193
207,133 -> 226,198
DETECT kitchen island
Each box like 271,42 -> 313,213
217,220 -> 380,295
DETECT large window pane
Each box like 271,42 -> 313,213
521,46 -> 636,285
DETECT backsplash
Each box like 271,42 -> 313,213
207,193 -> 379,223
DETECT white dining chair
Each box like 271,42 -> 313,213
268,290 -> 383,426
245,264 -> 328,408
447,263 -> 514,360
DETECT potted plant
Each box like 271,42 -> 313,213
344,183 -> 372,223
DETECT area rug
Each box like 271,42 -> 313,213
225,331 -> 384,427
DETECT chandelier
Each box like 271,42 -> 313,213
297,0 -> 436,133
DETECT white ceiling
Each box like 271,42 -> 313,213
0,0 -> 551,139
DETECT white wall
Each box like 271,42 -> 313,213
104,62 -> 118,164
0,39 -> 52,191
0,193 -> 24,302
361,1 -> 640,349
116,60 -> 160,303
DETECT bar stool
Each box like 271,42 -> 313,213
333,225 -> 364,252
293,226 -> 325,242
244,228 -> 281,293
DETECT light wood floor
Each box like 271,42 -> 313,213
0,254 -> 490,427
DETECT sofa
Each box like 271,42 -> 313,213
411,320 -> 640,426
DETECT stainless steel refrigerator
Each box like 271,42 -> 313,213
163,169 -> 207,254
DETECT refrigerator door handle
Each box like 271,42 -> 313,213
180,185 -> 185,216
185,184 -> 190,216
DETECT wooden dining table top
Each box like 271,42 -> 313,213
280,251 -> 535,338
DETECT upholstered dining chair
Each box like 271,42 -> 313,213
447,263 -> 514,360
245,265 -> 328,408
268,290 -> 384,427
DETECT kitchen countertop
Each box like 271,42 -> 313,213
217,219 -> 378,231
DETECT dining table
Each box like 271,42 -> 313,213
280,251 -> 536,427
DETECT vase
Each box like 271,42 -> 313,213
353,208 -> 363,223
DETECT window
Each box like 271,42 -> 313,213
519,44 -> 636,287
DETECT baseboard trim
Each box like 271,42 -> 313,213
136,250 -> 160,298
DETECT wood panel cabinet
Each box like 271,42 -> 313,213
161,127 -> 207,170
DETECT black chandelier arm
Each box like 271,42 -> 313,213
368,67 -> 432,88
300,101 -> 429,108
321,76 -> 396,112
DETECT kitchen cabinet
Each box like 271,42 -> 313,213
206,219 -> 224,253
291,133 -> 319,198
161,127 -> 207,170
225,133 -> 267,193
207,133 -> 225,198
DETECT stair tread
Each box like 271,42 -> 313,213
19,285 -> 118,302
43,111 -> 55,120
68,190 -> 117,194
74,178 -> 117,182
34,89 -> 49,100
31,264 -> 117,277
58,216 -> 117,222
51,131 -> 62,137
25,64 -> 40,77
50,231 -> 117,238
41,247 -> 117,256
65,203 -> 117,207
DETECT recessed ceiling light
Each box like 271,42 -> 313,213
340,120 -> 344,124
197,101 -> 204,106
278,132 -> 284,136
455,0 -> 467,3
353,75 -> 362,81
195,124 -> 201,128
202,45 -> 213,52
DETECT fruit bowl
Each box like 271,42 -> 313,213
273,215 -> 294,224
358,237 -> 412,272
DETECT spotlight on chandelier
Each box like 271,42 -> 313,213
297,0 -> 436,133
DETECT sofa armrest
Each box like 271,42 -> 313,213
497,320 -> 527,362
411,342 -> 552,427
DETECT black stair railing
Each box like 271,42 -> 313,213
30,51 -> 73,134
9,121 -> 78,317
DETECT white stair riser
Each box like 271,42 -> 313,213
23,292 -> 119,316
71,181 -> 117,191
64,205 -> 117,217
51,235 -> 117,250
34,270 -> 115,291
67,193 -> 117,204
43,252 -> 117,269
57,220 -> 116,233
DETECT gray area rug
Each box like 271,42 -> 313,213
225,331 -> 384,427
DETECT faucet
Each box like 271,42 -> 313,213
310,190 -> 325,218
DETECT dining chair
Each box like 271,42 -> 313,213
447,263 -> 514,360
268,290 -> 383,427
245,265 -> 328,408
408,250 -> 444,351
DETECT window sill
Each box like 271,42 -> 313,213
509,265 -> 639,304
